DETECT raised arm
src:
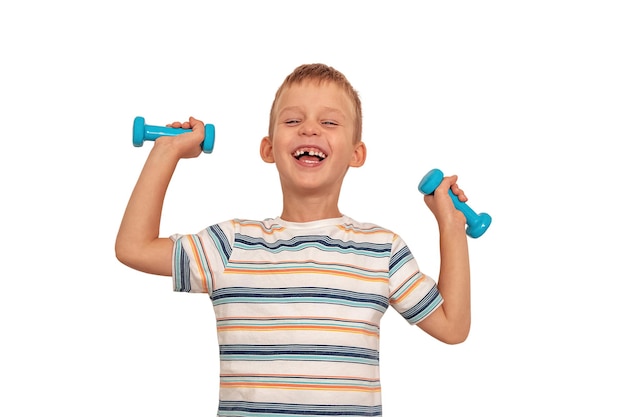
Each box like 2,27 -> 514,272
417,175 -> 471,344
115,117 -> 206,276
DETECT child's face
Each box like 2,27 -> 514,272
260,81 -> 366,198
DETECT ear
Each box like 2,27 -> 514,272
260,136 -> 275,163
350,141 -> 367,167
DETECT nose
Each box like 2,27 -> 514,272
298,120 -> 319,136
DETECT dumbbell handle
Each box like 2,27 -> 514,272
133,116 -> 215,153
418,168 -> 492,238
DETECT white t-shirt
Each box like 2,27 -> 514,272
171,215 -> 442,417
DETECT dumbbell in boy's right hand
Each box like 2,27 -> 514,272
162,117 -> 207,158
133,116 -> 215,157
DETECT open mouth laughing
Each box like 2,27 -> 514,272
292,147 -> 327,164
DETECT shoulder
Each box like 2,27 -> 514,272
338,216 -> 402,247
341,215 -> 396,236
223,218 -> 285,236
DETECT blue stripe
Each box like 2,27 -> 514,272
389,245 -> 413,274
212,287 -> 389,312
400,286 -> 443,324
189,234 -> 213,293
173,238 -> 191,292
225,260 -> 388,279
234,234 -> 391,257
209,225 -> 232,266
220,344 -> 379,365
218,401 -> 382,417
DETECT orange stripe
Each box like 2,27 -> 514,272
216,325 -> 379,337
221,373 -> 379,380
218,315 -> 377,324
216,315 -> 380,328
186,235 -> 209,293
220,382 -> 380,392
337,225 -> 390,235
235,219 -> 285,234
393,275 -> 426,304
224,267 -> 387,283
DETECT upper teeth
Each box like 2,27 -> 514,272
294,149 -> 327,159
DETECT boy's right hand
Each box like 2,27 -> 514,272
160,116 -> 206,159
116,116 -> 206,276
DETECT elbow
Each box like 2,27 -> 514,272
442,332 -> 469,345
418,308 -> 471,344
115,246 -> 128,267
431,319 -> 471,345
114,239 -> 134,268
442,323 -> 471,345
419,323 -> 471,345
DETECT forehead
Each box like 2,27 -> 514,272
275,81 -> 355,117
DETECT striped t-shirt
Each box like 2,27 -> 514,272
171,215 -> 442,417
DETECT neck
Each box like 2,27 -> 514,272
280,192 -> 342,223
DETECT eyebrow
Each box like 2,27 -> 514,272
278,106 -> 346,118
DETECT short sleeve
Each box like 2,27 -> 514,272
170,220 -> 235,295
388,235 -> 443,324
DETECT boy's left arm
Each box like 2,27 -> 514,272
417,175 -> 471,344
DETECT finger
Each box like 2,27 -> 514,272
436,175 -> 457,195
450,180 -> 468,202
188,116 -> 205,130
456,188 -> 468,202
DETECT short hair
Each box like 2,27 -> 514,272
268,63 -> 362,143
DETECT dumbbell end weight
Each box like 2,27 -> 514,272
466,212 -> 492,238
132,116 -> 147,148
132,116 -> 215,154
203,124 -> 215,153
417,168 -> 445,195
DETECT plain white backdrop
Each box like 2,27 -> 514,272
1,1 -> 624,415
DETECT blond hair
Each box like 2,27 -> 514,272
268,63 -> 362,143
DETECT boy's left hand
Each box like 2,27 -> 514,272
423,175 -> 467,229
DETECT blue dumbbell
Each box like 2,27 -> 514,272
418,168 -> 491,238
132,116 -> 215,153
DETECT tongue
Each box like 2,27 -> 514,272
299,155 -> 321,164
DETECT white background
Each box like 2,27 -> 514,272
1,1 -> 624,415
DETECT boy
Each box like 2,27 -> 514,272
116,63 -> 471,416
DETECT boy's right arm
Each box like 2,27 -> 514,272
115,117 -> 206,276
